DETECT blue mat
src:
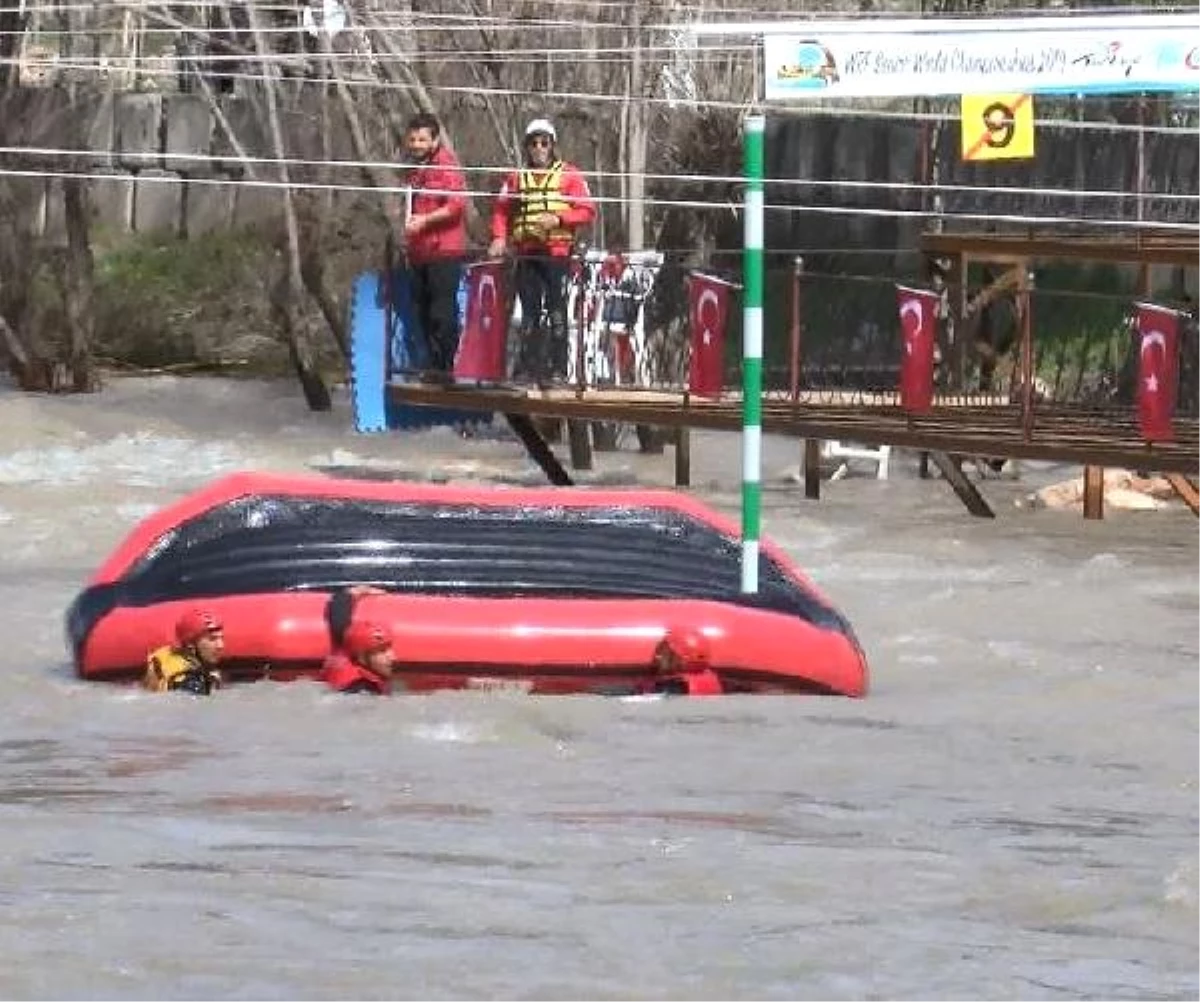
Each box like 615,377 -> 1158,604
349,268 -> 493,434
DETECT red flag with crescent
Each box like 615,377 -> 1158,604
454,261 -> 508,382
688,272 -> 732,397
896,284 -> 940,413
1134,302 -> 1180,443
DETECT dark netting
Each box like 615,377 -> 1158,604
65,495 -> 856,657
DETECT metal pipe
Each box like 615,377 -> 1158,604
789,255 -> 804,402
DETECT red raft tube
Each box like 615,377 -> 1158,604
65,472 -> 868,697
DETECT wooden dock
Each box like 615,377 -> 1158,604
389,382 -> 1199,518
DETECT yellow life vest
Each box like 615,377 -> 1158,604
511,162 -> 572,244
143,645 -> 221,694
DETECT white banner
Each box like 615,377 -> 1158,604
763,22 -> 1200,100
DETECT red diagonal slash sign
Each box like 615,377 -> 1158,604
965,93 -> 1031,161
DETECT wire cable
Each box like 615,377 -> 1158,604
1,163 -> 1194,233
1,142 -> 1196,208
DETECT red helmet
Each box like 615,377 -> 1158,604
175,608 -> 223,646
344,619 -> 393,660
660,626 -> 711,671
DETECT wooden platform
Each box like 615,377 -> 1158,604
919,229 -> 1200,268
390,383 -> 1200,476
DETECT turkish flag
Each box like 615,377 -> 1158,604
454,261 -> 508,382
688,272 -> 733,397
1134,302 -> 1180,443
896,284 -> 941,413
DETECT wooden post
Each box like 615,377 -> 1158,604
567,420 -> 593,471
803,439 -> 821,500
951,250 -> 965,391
789,256 -> 803,401
1083,464 -> 1105,520
1019,269 -> 1036,441
674,426 -> 691,487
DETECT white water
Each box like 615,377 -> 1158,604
0,374 -> 1195,1001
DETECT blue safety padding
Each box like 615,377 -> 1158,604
349,268 -> 492,434
349,271 -> 388,433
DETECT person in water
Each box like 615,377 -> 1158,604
649,626 -> 723,696
143,607 -> 225,695
321,585 -> 396,695
320,619 -> 396,695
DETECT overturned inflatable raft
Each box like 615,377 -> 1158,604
65,472 -> 868,696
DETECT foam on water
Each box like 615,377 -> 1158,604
1075,551 -> 1129,577
1163,857 -> 1198,908
0,432 -> 243,487
409,720 -> 494,744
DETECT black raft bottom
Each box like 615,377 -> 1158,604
66,496 -> 857,656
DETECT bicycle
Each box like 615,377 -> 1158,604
565,246 -> 666,451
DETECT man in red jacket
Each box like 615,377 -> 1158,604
488,117 -> 596,385
389,113 -> 468,381
320,618 -> 396,696
650,626 -> 723,696
320,585 -> 395,695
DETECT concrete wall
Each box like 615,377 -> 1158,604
24,88 -> 315,243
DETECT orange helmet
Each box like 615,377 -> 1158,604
176,608 -> 223,646
344,619 -> 393,660
660,626 -> 711,671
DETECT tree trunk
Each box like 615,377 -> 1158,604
246,0 -> 331,411
0,4 -> 27,89
0,314 -> 29,373
298,196 -> 350,361
61,178 -> 99,392
624,0 -> 646,252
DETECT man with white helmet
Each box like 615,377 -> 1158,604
488,117 -> 596,385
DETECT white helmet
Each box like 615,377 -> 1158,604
524,118 -> 557,142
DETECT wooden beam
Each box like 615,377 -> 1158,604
963,264 -> 1023,319
504,414 -> 573,486
928,451 -> 995,518
1083,464 -> 1105,520
920,231 -> 1200,268
1165,473 -> 1200,516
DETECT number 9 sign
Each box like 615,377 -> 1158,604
961,93 -> 1035,161
981,101 -> 1016,149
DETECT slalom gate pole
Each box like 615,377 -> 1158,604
741,113 -> 765,594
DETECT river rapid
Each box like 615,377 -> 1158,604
0,374 -> 1195,1001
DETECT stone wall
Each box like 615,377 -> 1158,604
18,87 -> 361,244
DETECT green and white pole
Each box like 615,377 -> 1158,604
741,113 -> 765,594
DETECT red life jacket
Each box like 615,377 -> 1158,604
681,669 -> 723,696
320,653 -> 391,696
656,668 -> 724,697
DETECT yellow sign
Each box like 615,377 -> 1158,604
961,93 -> 1035,161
